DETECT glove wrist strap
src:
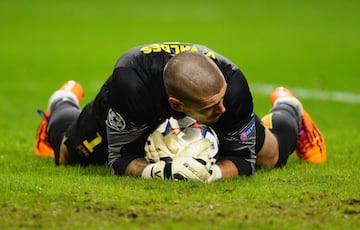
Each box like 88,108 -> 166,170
163,162 -> 172,180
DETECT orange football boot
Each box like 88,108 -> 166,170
35,80 -> 84,158
270,87 -> 327,163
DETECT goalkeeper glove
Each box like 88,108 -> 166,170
144,131 -> 175,163
142,150 -> 212,182
207,164 -> 222,183
176,138 -> 212,158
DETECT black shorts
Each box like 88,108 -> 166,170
64,101 -> 108,165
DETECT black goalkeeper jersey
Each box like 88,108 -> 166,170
95,43 -> 252,129
91,42 -> 255,175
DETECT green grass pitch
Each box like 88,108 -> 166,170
0,0 -> 359,229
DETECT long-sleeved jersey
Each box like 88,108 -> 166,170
91,42 -> 256,176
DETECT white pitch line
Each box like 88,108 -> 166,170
250,83 -> 360,104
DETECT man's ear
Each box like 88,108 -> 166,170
168,96 -> 184,112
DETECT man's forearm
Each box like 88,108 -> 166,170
217,160 -> 239,178
124,158 -> 149,177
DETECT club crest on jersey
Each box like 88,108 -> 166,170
106,108 -> 126,130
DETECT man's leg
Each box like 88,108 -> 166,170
260,97 -> 301,167
270,87 -> 327,163
47,98 -> 81,165
35,80 -> 84,162
257,97 -> 301,167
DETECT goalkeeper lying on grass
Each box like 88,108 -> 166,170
35,42 -> 326,182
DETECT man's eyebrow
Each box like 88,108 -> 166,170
201,98 -> 224,110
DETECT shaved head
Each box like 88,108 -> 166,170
163,51 -> 226,103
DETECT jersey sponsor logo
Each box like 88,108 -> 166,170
140,43 -> 216,59
106,108 -> 126,131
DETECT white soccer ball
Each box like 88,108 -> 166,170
159,117 -> 219,160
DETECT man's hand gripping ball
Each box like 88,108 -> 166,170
144,130 -> 175,163
142,117 -> 219,182
142,140 -> 214,181
144,117 -> 218,163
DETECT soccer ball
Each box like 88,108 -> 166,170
158,117 -> 219,160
